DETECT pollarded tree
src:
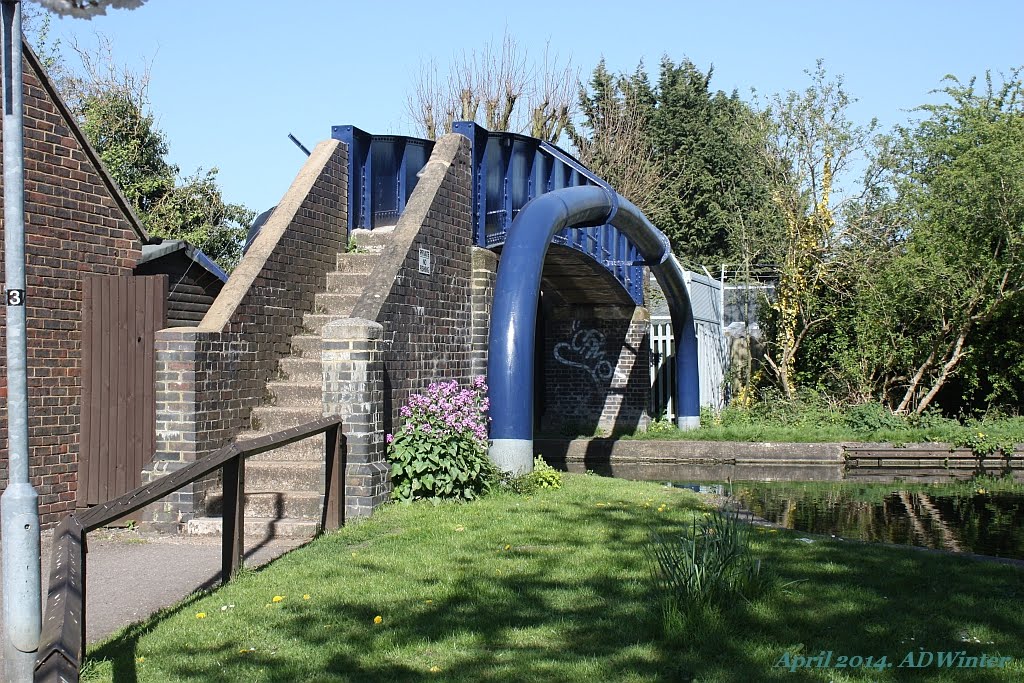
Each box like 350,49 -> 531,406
406,31 -> 578,143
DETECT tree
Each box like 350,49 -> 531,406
754,61 -> 878,399
27,30 -> 254,270
884,70 -> 1024,413
572,57 -> 776,267
406,31 -> 578,142
568,60 -> 663,216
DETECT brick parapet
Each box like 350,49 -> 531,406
322,319 -> 390,519
351,135 -> 476,435
144,141 -> 348,527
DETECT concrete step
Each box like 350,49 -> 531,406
266,380 -> 320,406
326,271 -> 369,293
206,489 -> 323,520
314,291 -> 359,315
335,251 -> 379,273
278,357 -> 320,382
290,334 -> 322,360
245,460 -> 323,491
301,313 -> 334,335
249,405 -> 322,433
187,516 -> 319,540
351,227 -> 394,254
239,430 -> 326,462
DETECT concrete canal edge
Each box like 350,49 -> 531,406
537,439 -> 846,482
536,439 -> 1024,483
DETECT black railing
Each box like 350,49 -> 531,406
34,416 -> 345,682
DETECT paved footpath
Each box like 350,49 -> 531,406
0,527 -> 306,672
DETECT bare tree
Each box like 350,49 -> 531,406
568,78 -> 663,213
406,31 -> 577,143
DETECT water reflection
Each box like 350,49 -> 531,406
691,482 -> 1024,560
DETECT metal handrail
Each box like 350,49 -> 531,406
33,416 -> 345,683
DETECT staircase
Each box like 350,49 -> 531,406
189,228 -> 391,538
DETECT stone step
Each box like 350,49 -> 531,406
301,313 -> 334,335
266,380 -> 320,406
326,271 -> 368,293
206,489 -> 323,520
249,405 -> 322,433
351,227 -> 395,254
238,430 -> 326,462
186,516 -> 319,540
278,357 -> 320,382
245,460 -> 323,491
335,251 -> 379,273
314,291 -> 359,316
290,334 -> 322,360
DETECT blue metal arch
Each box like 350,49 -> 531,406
487,186 -> 701,474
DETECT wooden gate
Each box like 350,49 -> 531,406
79,275 -> 167,506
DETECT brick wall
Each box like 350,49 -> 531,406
470,247 -> 497,378
540,304 -> 651,435
143,140 -> 347,530
0,47 -> 145,527
351,134 -> 475,436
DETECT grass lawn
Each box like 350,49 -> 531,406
84,474 -> 1024,682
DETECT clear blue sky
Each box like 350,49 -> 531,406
42,0 -> 1024,217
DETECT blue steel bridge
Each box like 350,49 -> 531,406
332,122 -> 645,305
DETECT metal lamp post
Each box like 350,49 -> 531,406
1,2 -> 145,680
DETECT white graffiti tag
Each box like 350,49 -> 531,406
553,322 -> 614,382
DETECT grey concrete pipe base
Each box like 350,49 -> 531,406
677,416 -> 701,430
489,439 -> 534,476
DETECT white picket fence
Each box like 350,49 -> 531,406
649,271 -> 727,420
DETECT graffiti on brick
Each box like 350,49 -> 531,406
553,321 -> 614,383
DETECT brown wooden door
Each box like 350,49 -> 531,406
79,275 -> 167,506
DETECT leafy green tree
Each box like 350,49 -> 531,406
24,28 -> 253,271
79,90 -> 175,214
886,70 -> 1024,413
573,57 -> 776,267
568,60 -> 662,217
754,61 -> 878,399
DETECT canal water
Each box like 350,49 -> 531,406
675,481 -> 1024,560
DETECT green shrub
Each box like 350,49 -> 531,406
503,456 -> 563,495
650,509 -> 772,636
954,429 -> 1016,458
386,377 -> 497,503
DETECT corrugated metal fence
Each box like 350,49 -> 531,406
650,271 -> 727,420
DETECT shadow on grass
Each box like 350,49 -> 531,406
86,481 -> 1024,682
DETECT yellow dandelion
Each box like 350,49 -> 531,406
136,657 -> 146,663
373,615 -> 383,625
430,666 -> 441,673
504,544 -> 511,551
195,612 -> 207,619
272,595 -> 284,603
303,594 -> 311,600
425,599 -> 433,604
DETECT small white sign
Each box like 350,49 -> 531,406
418,248 -> 431,275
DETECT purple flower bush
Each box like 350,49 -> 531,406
386,376 -> 496,502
